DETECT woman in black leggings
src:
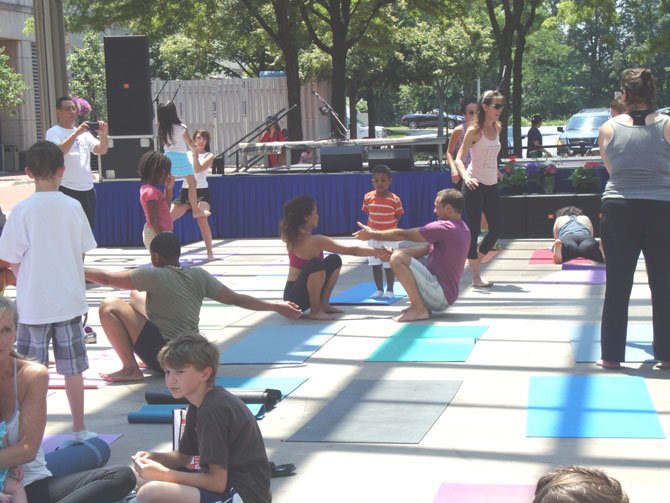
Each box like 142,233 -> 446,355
598,67 -> 670,369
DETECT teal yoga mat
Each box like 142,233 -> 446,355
128,403 -> 264,424
527,375 -> 664,438
219,324 -> 343,364
330,282 -> 407,305
367,324 -> 487,362
287,379 -> 461,443
569,323 -> 655,363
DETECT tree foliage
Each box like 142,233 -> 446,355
67,32 -> 107,119
0,47 -> 27,115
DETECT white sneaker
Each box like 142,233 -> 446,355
382,291 -> 395,299
73,429 -> 98,442
370,290 -> 384,299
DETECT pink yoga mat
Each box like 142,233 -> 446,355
41,433 -> 122,454
528,249 -> 592,265
536,268 -> 606,284
433,483 -> 535,502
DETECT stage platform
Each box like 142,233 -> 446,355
93,168 -> 607,247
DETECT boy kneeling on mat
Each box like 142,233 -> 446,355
132,334 -> 271,503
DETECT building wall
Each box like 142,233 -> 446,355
0,0 -> 38,157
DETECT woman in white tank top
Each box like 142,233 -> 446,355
455,90 -> 504,288
171,128 -> 216,260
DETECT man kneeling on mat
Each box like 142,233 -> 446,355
354,188 -> 470,322
132,334 -> 271,503
85,232 -> 301,382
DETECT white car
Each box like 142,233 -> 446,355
355,120 -> 387,139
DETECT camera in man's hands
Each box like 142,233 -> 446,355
86,121 -> 99,134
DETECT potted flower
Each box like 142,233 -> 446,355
500,157 -> 529,195
525,161 -> 543,192
541,162 -> 558,194
568,161 -> 599,193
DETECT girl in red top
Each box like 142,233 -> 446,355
138,151 -> 174,250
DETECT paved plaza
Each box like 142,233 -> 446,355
2,231 -> 666,502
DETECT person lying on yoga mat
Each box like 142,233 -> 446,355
552,206 -> 604,264
0,297 -> 136,503
534,465 -> 629,503
354,188 -> 470,322
84,232 -> 301,382
132,334 -> 271,503
280,195 -> 390,320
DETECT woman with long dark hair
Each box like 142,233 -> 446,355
157,102 -> 206,219
598,67 -> 670,370
280,195 -> 388,320
454,90 -> 504,288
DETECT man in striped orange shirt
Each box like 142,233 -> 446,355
362,165 -> 404,298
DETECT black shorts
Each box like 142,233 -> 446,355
59,186 -> 96,229
133,321 -> 166,373
174,188 -> 212,207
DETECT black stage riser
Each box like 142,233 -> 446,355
368,148 -> 414,172
320,146 -> 363,173
99,136 -> 155,180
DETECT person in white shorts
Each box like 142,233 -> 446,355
354,188 -> 470,322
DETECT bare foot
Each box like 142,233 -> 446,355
207,254 -> 215,262
472,278 -> 493,288
321,303 -> 344,314
552,239 -> 563,264
99,367 -> 144,383
393,306 -> 430,322
596,360 -> 622,370
307,310 -> 335,321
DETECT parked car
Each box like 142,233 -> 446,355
658,106 -> 670,115
400,111 -> 465,129
556,108 -> 610,156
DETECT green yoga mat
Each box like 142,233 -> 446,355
287,379 -> 461,443
367,324 -> 487,362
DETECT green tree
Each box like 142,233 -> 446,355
0,47 -> 27,116
153,33 -> 222,80
67,32 -> 107,120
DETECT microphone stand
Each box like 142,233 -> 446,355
312,90 -> 348,140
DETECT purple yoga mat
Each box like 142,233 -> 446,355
536,268 -> 606,284
562,262 -> 605,271
41,433 -> 122,454
433,483 -> 535,502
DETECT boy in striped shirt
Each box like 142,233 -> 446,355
362,165 -> 404,298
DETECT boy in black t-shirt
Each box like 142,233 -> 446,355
131,334 -> 271,503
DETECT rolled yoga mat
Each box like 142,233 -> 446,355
44,437 -> 111,477
145,387 -> 282,411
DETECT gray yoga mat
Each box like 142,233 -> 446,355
287,379 -> 461,444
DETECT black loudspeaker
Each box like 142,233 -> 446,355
103,36 -> 153,136
500,195 -> 527,238
368,148 -> 414,172
526,194 -> 577,238
320,146 -> 363,173
99,136 -> 155,180
576,194 -> 603,237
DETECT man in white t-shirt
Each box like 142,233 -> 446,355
45,96 -> 108,229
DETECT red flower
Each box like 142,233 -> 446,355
584,161 -> 599,168
508,155 -> 517,163
505,166 -> 510,175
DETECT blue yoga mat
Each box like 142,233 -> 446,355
128,403 -> 264,424
45,437 -> 111,477
366,325 -> 487,362
330,282 -> 407,305
569,323 -> 655,362
165,151 -> 194,177
219,324 -> 343,364
527,375 -> 664,438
